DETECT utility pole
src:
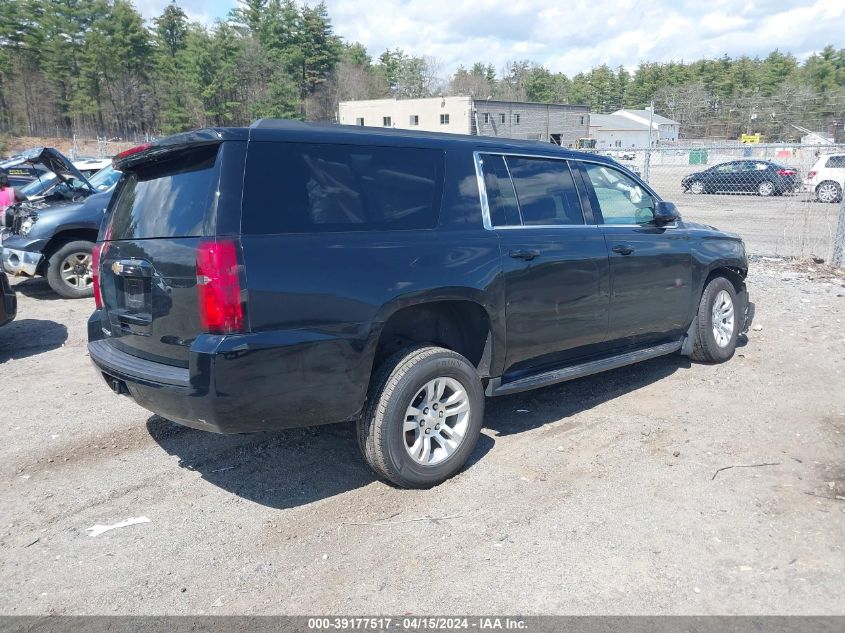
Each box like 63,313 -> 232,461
644,101 -> 655,183
833,193 -> 845,269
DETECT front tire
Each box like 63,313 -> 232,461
46,240 -> 95,299
689,180 -> 706,195
690,277 -> 739,363
358,346 -> 484,488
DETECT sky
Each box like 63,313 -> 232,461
134,0 -> 845,77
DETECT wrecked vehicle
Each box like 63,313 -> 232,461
1,148 -> 118,298
15,158 -> 115,200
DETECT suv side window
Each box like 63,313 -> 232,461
582,162 -> 656,225
505,157 -> 584,226
242,142 -> 443,233
480,154 -> 521,226
826,156 -> 845,168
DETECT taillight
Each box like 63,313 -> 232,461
808,171 -> 817,179
776,169 -> 797,176
196,239 -> 244,334
92,242 -> 107,309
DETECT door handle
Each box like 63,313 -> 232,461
612,244 -> 634,256
509,249 -> 540,261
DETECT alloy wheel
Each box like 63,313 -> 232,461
60,252 -> 94,290
689,181 -> 705,194
711,290 -> 735,348
403,377 -> 470,465
758,181 -> 775,196
817,182 -> 840,203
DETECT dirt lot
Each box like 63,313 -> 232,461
3,136 -> 136,160
1,260 -> 844,615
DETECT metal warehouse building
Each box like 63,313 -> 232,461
338,96 -> 590,147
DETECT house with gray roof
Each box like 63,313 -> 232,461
588,109 -> 680,149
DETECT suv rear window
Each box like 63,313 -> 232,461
826,156 -> 845,168
107,145 -> 219,240
242,142 -> 443,233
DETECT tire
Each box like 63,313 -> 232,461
357,345 -> 484,488
757,180 -> 775,196
690,277 -> 739,363
815,181 -> 842,204
689,180 -> 706,195
46,240 -> 95,299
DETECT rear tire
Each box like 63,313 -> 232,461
46,240 -> 95,299
690,277 -> 739,363
815,181 -> 842,204
357,345 -> 484,488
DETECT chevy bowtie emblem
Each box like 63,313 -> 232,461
111,261 -> 124,275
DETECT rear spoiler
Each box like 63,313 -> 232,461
113,129 -> 249,171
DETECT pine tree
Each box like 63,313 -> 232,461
153,2 -> 190,133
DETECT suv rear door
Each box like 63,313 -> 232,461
575,160 -> 692,348
98,140 -> 246,367
478,153 -> 610,375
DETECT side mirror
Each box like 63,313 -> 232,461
654,201 -> 681,226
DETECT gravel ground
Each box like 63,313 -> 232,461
1,260 -> 844,615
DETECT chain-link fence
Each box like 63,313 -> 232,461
607,143 -> 845,262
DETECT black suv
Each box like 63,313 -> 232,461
88,121 -> 754,488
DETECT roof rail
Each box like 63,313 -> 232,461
250,118 -> 327,130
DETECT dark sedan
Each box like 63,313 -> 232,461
682,160 -> 800,196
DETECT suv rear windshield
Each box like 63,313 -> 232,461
107,144 -> 219,240
242,142 -> 444,233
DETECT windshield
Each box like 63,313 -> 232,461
20,173 -> 59,196
87,165 -> 121,191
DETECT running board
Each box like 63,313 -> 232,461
488,341 -> 683,396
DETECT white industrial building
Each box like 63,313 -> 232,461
338,96 -> 590,147
589,109 -> 680,149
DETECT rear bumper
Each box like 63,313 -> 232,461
88,338 -> 220,432
87,312 -> 369,433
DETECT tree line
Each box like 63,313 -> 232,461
0,0 -> 843,142
451,51 -> 845,140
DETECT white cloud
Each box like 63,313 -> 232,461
133,0 -> 844,78
321,0 -> 844,77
